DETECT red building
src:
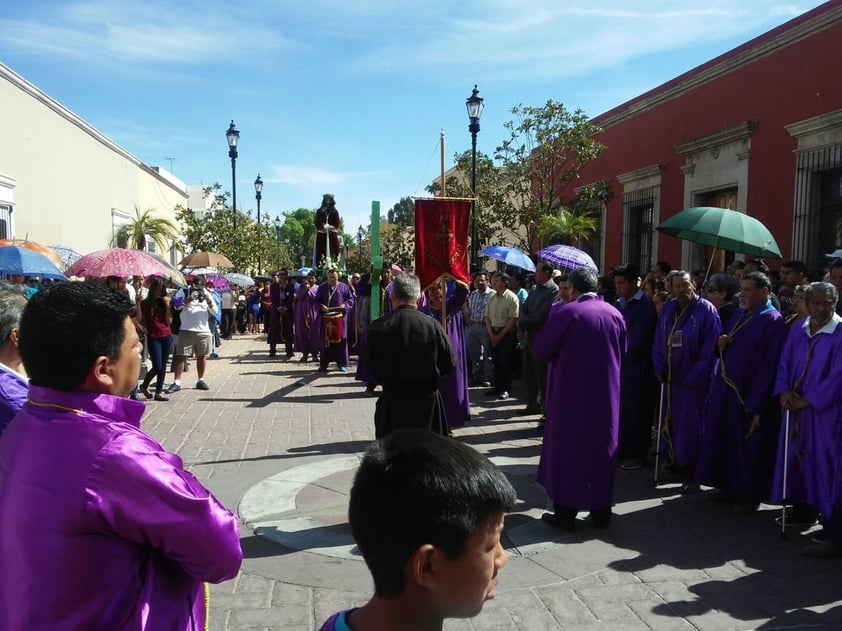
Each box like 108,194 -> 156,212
577,0 -> 842,276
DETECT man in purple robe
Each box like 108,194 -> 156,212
771,282 -> 842,548
0,282 -> 242,629
696,272 -> 787,512
294,273 -> 320,363
653,270 -> 721,491
315,268 -> 354,372
355,266 -> 393,393
268,269 -> 296,358
611,263 -> 658,469
536,267 -> 627,531
421,279 -> 470,429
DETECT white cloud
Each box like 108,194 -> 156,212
0,1 -> 294,66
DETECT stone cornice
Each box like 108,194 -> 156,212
785,109 -> 842,138
675,121 -> 758,157
617,164 -> 664,185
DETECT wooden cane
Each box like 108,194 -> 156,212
654,382 -> 665,487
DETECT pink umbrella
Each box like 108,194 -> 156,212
65,248 -> 186,285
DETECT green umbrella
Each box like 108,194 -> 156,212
656,206 -> 782,258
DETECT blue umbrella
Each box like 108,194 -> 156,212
224,272 -> 256,287
480,245 -> 536,272
0,245 -> 66,279
536,244 -> 599,273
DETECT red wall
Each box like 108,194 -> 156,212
578,4 -> 842,270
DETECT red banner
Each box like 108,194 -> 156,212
414,198 -> 471,289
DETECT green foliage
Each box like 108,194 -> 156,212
387,196 -> 415,227
113,206 -> 179,252
380,221 -> 414,270
276,208 -> 317,267
424,150 -> 498,257
176,183 -> 293,274
489,100 -> 607,251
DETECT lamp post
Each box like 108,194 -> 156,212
226,120 -> 240,232
254,174 -> 263,274
466,85 -> 484,271
274,216 -> 281,247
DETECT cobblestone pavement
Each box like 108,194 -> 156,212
140,334 -> 842,630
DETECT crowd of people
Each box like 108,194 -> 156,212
0,253 -> 840,628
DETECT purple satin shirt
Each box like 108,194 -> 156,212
0,385 -> 243,630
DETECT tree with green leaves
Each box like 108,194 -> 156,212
175,184 -> 294,274
387,196 -> 415,227
425,150 -> 498,259
276,208 -> 316,267
113,206 -> 179,252
489,100 -> 609,252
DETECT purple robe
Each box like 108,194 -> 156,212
294,283 -> 321,357
354,276 -> 393,383
535,295 -> 628,510
770,317 -> 842,518
268,280 -> 297,353
346,285 -> 359,355
614,292 -> 658,460
0,385 -> 242,629
0,366 -> 28,436
315,281 -> 353,367
696,301 -> 786,501
652,296 -> 721,466
420,283 -> 470,428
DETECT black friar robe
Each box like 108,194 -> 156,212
361,305 -> 456,438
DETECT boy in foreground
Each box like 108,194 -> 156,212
320,429 -> 517,630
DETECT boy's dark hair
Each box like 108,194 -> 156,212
349,429 -> 516,597
19,282 -> 136,391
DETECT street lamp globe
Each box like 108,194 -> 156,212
466,85 -> 485,122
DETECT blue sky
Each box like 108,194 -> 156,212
0,1 -> 825,236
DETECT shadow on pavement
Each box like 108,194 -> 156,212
192,439 -> 370,465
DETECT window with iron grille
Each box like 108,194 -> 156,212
0,204 -> 11,240
793,145 -> 842,268
622,187 -> 655,273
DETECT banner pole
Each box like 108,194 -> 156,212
440,129 -> 446,197
370,201 -> 382,323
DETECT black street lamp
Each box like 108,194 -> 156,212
466,85 -> 484,271
274,216 -> 281,247
226,120 -> 240,232
254,174 -> 263,274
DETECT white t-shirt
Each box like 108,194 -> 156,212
178,288 -> 216,332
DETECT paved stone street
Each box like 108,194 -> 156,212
140,334 -> 842,630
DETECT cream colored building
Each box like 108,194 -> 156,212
0,63 -> 186,262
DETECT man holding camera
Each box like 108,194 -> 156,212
168,275 -> 217,392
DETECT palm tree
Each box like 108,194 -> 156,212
113,207 -> 179,252
537,208 -> 599,247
